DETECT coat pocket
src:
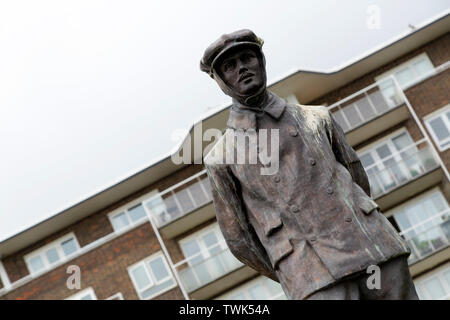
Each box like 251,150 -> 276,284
357,196 -> 380,215
265,237 -> 294,269
353,183 -> 380,215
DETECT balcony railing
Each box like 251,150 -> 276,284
399,209 -> 450,264
363,139 -> 440,199
144,170 -> 213,228
174,241 -> 243,293
328,62 -> 450,134
328,76 -> 405,133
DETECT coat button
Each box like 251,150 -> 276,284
273,176 -> 281,183
326,187 -> 333,194
309,158 -> 316,166
291,205 -> 300,213
289,129 -> 298,137
345,217 -> 352,223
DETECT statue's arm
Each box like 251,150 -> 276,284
326,109 -> 372,197
205,163 -> 278,282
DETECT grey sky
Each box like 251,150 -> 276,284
0,0 -> 449,241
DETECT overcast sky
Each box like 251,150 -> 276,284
0,0 -> 449,242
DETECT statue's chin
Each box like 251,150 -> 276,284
238,80 -> 264,96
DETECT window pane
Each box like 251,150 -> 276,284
201,178 -> 213,200
249,284 -> 268,299
395,67 -> 414,88
375,144 -> 392,159
378,78 -> 400,107
392,133 -> 413,152
182,239 -> 203,264
131,265 -> 152,290
149,257 -> 169,282
342,103 -> 363,128
443,270 -> 450,287
146,196 -> 168,225
29,256 -> 45,273
45,247 -> 60,264
61,238 -> 78,256
412,59 -> 433,78
140,278 -> 175,299
354,97 -> 376,121
331,110 -> 350,132
128,204 -> 147,222
80,293 -> 95,300
430,117 -> 450,141
188,181 -> 208,206
175,189 -> 195,213
360,153 -> 375,167
112,212 -> 130,230
423,278 -> 446,299
230,293 -> 247,300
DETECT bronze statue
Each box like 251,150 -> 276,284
200,29 -> 419,299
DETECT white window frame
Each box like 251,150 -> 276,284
106,292 -> 124,300
375,52 -> 435,90
65,287 -> 97,300
178,223 -> 227,266
216,276 -> 285,300
357,128 -> 418,173
424,104 -> 450,152
108,190 -> 158,232
127,251 -> 176,300
389,188 -> 449,231
414,263 -> 450,300
24,233 -> 80,275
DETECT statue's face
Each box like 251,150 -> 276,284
216,47 -> 265,96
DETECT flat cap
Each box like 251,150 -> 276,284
200,29 -> 264,77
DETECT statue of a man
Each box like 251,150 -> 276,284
200,29 -> 418,299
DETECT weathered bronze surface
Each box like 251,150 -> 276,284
200,29 -> 418,299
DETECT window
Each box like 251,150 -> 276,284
425,105 -> 450,151
66,287 -> 97,300
145,174 -> 213,227
375,53 -> 435,107
106,292 -> 124,300
24,233 -> 80,275
217,276 -> 286,300
178,224 -> 242,292
109,203 -> 148,232
415,264 -> 450,300
128,252 -> 176,300
391,190 -> 450,263
358,130 -> 437,198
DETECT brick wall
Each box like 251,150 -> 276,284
310,33 -> 449,107
1,164 -> 204,299
1,222 -> 184,300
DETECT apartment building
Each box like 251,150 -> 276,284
0,13 -> 449,300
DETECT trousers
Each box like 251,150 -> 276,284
306,255 -> 419,300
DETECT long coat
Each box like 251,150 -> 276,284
204,91 -> 410,299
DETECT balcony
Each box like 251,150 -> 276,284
144,170 -> 216,238
364,139 -> 444,211
174,242 -> 257,300
329,77 -> 409,147
400,209 -> 450,277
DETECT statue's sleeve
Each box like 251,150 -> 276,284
325,108 -> 372,197
205,163 -> 278,282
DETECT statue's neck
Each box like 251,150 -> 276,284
235,89 -> 269,109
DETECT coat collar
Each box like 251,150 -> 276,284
227,91 -> 287,130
